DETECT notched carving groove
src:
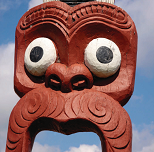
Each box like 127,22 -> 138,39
20,2 -> 132,31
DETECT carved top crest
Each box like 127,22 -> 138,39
43,0 -> 115,5
20,1 -> 131,31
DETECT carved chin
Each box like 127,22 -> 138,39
6,88 -> 132,152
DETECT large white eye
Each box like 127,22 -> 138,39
24,37 -> 57,76
84,38 -> 121,78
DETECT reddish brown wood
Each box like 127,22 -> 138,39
6,88 -> 132,152
6,1 -> 137,152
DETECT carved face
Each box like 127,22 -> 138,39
6,2 -> 138,152
14,1 -> 137,106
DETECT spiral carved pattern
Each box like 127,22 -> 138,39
81,93 -> 112,124
6,88 -> 64,151
64,91 -> 132,151
65,93 -> 82,118
6,90 -> 132,152
79,91 -> 132,151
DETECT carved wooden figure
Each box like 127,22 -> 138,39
6,0 -> 137,152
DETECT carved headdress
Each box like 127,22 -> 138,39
43,0 -> 115,5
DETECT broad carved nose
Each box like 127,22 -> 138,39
45,63 -> 93,93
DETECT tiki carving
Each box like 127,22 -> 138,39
6,1 -> 137,152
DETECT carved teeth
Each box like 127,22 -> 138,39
43,0 -> 115,5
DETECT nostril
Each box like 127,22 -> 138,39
45,63 -> 93,92
48,74 -> 61,91
72,76 -> 88,91
73,80 -> 86,87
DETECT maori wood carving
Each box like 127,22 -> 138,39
6,1 -> 137,152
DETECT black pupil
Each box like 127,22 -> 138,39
96,46 -> 113,64
30,46 -> 43,62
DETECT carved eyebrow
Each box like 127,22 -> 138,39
20,2 -> 132,31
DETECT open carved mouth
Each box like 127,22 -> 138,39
6,88 -> 132,152
32,128 -> 101,152
30,118 -> 102,150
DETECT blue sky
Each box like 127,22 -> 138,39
0,0 -> 154,152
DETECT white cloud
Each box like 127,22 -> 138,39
65,144 -> 101,152
131,94 -> 143,104
132,123 -> 154,152
140,143 -> 154,152
32,143 -> 101,152
0,43 -> 19,152
32,142 -> 61,152
28,0 -> 43,9
131,95 -> 143,102
116,0 -> 154,77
